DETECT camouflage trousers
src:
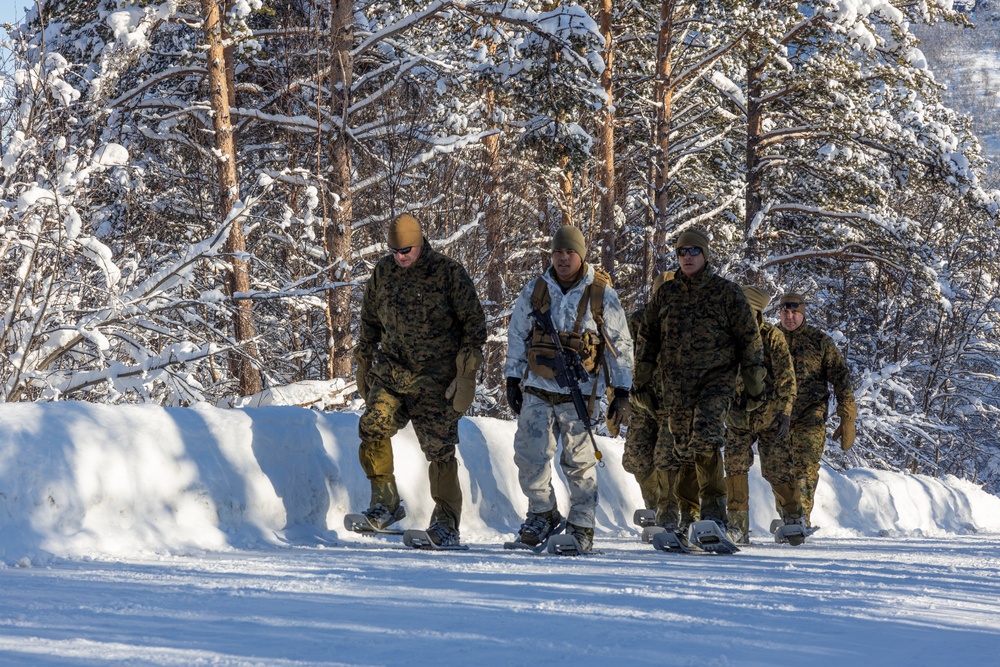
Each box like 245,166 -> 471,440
655,393 -> 731,522
622,405 -> 690,520
358,374 -> 463,530
725,407 -> 801,518
790,407 -> 828,523
512,392 -> 599,529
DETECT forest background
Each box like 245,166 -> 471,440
2,1 -> 1000,493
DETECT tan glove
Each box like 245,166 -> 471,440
445,348 -> 484,413
354,351 -> 373,402
630,361 -> 658,414
832,402 -> 858,451
740,365 -> 766,406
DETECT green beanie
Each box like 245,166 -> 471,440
742,286 -> 771,313
675,228 -> 711,262
551,225 -> 587,257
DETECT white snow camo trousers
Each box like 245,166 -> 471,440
512,392 -> 599,528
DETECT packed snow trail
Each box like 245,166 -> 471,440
1,534 -> 998,665
1,401 -> 999,664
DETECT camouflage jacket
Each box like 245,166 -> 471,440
779,320 -> 855,420
358,241 -> 486,375
636,267 -> 764,411
505,264 -> 633,396
732,320 -> 796,424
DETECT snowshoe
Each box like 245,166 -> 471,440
633,509 -> 657,527
361,503 -> 406,531
651,529 -> 704,554
343,513 -> 404,535
641,526 -> 666,544
403,523 -> 468,551
546,525 -> 599,556
688,519 -> 740,554
775,517 -> 807,546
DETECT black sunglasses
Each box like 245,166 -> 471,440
389,246 -> 414,256
780,302 -> 803,310
676,246 -> 702,257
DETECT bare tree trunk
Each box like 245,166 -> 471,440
482,91 -> 507,401
324,0 -> 354,379
559,156 -> 574,226
200,0 -> 262,396
596,0 -> 617,274
537,175 -> 551,273
744,12 -> 765,283
652,1 -> 676,232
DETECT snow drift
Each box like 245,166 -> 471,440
1,401 -> 998,566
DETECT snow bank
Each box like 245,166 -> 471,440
1,402 -> 998,566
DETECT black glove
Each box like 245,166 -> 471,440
607,387 -> 632,431
505,377 -> 523,415
770,413 -> 790,440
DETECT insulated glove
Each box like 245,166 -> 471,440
739,391 -> 765,413
630,387 -> 658,414
445,348 -> 484,413
740,365 -> 766,411
832,402 -> 858,451
505,377 -> 523,415
354,351 -> 373,402
606,387 -> 632,437
770,413 -> 790,441
630,361 -> 658,414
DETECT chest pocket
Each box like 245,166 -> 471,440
526,271 -> 610,379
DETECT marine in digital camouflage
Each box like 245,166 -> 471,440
357,241 -> 486,375
356,239 -> 486,531
637,268 -> 764,416
622,305 -> 658,496
726,320 -> 800,518
635,264 -> 764,523
780,320 -> 856,523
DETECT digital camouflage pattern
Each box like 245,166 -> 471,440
780,320 -> 856,521
636,266 -> 764,523
637,267 -> 764,415
356,241 -> 486,531
505,265 -> 633,396
357,241 -> 487,373
725,320 -> 799,515
622,304 -> 688,520
621,305 -> 657,479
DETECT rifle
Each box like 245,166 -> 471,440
530,307 -> 604,467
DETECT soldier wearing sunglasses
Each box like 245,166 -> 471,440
778,293 -> 857,530
353,213 -> 487,547
633,228 -> 765,537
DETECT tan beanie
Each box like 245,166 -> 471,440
551,225 -> 587,257
653,270 -> 675,293
779,292 -> 807,313
388,214 -> 423,249
675,228 -> 711,262
742,286 -> 771,313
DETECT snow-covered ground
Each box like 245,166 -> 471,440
1,401 -> 999,666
